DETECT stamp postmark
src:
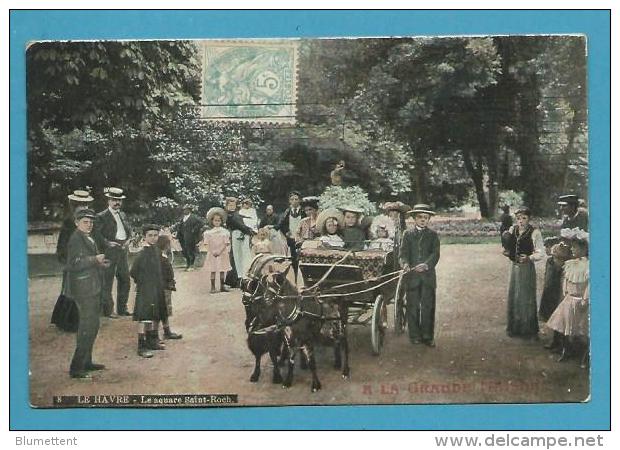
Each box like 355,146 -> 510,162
200,40 -> 298,123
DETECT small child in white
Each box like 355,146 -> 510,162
369,225 -> 394,252
251,227 -> 273,256
202,208 -> 232,294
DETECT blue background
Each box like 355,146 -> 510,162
9,10 -> 611,430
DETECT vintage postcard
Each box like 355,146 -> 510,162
24,34 -> 596,412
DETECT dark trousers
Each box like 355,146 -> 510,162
406,282 -> 436,342
287,238 -> 299,273
101,246 -> 130,315
181,242 -> 197,268
70,294 -> 101,374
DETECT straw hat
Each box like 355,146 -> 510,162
206,207 -> 227,225
103,187 -> 126,199
67,189 -> 94,202
407,204 -> 436,216
316,208 -> 344,234
557,194 -> 579,206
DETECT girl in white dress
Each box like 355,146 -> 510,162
546,230 -> 589,365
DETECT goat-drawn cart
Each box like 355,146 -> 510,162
298,248 -> 405,355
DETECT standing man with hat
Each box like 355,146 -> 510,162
399,204 -> 441,347
65,208 -> 110,378
93,187 -> 132,318
558,194 -> 588,231
51,189 -> 94,332
175,204 -> 204,272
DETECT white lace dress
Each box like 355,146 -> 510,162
546,257 -> 589,337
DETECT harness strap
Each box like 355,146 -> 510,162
327,269 -> 404,290
317,272 -> 404,299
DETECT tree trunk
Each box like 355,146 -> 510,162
560,110 -> 582,191
463,149 -> 490,218
412,147 -> 427,203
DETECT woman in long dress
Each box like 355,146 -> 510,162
546,232 -> 589,364
503,206 -> 545,338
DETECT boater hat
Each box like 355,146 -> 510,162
557,194 -> 579,206
74,208 -> 96,220
67,189 -> 94,202
104,187 -> 126,199
408,204 -> 436,216
206,207 -> 228,225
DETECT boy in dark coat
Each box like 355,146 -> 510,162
399,204 -> 441,347
65,208 -> 110,378
130,224 -> 168,357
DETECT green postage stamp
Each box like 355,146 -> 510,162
201,40 -> 298,123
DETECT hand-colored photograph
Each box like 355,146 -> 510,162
26,35 -> 591,408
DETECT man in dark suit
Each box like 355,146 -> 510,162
559,194 -> 588,231
64,208 -> 110,378
92,187 -> 132,317
175,204 -> 204,272
399,204 -> 441,347
275,191 -> 305,271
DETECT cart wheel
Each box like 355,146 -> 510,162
394,289 -> 407,335
371,294 -> 388,355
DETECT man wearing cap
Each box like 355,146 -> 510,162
65,208 -> 110,378
558,194 -> 588,231
93,187 -> 132,317
52,189 -> 94,332
175,204 -> 204,272
399,204 -> 441,347
275,191 -> 305,270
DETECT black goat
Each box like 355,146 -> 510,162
243,274 -> 283,385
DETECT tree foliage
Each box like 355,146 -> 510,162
27,37 -> 588,222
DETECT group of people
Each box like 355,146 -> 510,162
201,192 -> 442,348
501,194 -> 590,368
53,187 -> 183,379
52,181 -> 589,380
